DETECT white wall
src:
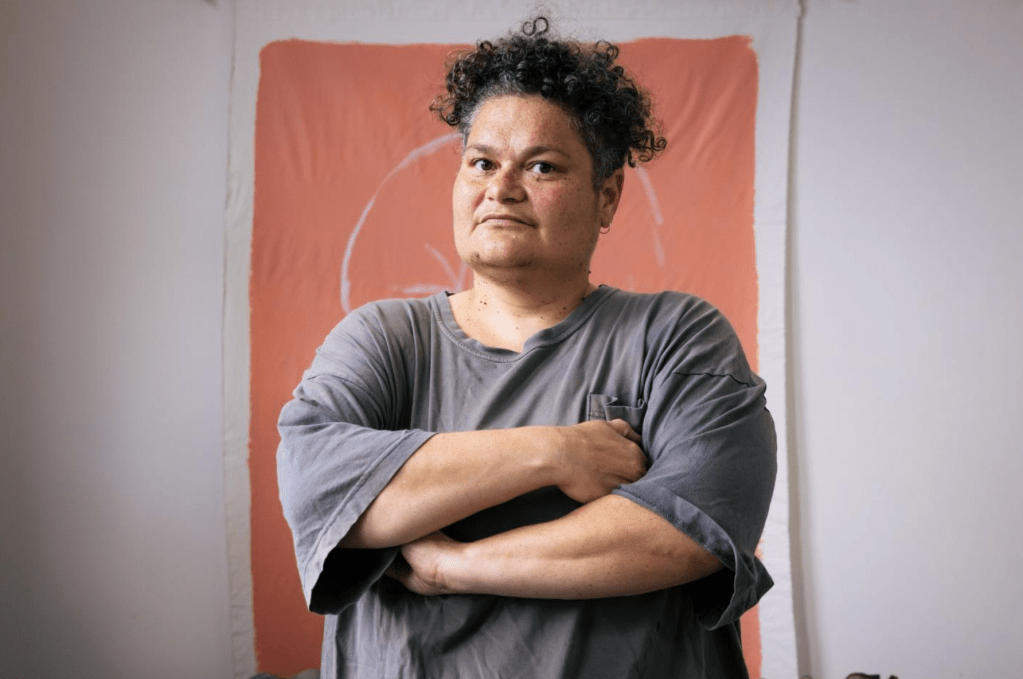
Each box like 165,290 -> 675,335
2,1 -> 1021,678
791,1 -> 1023,677
0,1 -> 234,678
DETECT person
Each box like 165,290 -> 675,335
277,17 -> 777,679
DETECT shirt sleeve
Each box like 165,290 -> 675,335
277,304 -> 434,614
611,297 -> 777,629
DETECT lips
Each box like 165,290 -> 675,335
479,213 -> 532,226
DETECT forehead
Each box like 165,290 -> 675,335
466,95 -> 588,155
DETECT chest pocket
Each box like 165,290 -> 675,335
587,393 -> 646,435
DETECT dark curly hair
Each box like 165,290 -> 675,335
431,17 -> 667,188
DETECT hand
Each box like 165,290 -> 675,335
550,419 -> 646,504
387,532 -> 461,596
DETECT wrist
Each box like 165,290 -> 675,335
431,539 -> 476,594
444,539 -> 489,595
526,425 -> 564,488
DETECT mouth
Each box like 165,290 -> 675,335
478,214 -> 532,227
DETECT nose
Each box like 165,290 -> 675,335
486,167 -> 526,203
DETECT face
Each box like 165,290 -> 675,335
451,95 -> 622,286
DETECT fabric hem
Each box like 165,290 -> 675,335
301,428 -> 436,604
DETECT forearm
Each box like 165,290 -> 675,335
404,494 -> 723,599
340,427 -> 554,549
341,419 -> 645,550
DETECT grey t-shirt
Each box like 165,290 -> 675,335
277,286 -> 777,678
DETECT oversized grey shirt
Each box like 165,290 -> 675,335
277,286 -> 777,678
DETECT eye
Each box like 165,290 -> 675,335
528,161 -> 556,175
470,158 -> 494,171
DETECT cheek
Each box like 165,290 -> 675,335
452,174 -> 466,203
533,184 -> 574,217
538,184 -> 597,226
451,176 -> 476,217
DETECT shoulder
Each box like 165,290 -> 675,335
600,288 -> 732,340
313,295 -> 442,371
331,295 -> 439,341
600,289 -> 755,384
604,288 -> 712,315
342,294 -> 438,326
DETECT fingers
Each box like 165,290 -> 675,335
606,418 -> 642,445
387,533 -> 460,596
554,420 -> 648,503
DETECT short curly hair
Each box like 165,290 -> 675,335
431,17 -> 667,188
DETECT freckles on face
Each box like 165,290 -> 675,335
451,94 -> 606,276
538,185 -> 599,246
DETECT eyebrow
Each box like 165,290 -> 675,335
465,143 -> 571,159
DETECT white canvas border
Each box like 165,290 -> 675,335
225,2 -> 799,676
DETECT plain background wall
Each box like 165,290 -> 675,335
0,1 -> 235,678
1,1 -> 1020,679
791,2 -> 1023,677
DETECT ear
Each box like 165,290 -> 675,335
598,169 -> 625,226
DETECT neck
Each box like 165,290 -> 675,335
450,275 -> 597,352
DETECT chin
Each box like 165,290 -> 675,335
468,253 -> 536,269
466,252 -> 538,278
464,241 -> 535,267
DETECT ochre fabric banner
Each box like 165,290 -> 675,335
226,4 -> 799,678
252,36 -> 759,675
